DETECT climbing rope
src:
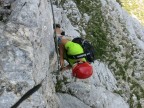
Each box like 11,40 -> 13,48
49,0 -> 60,72
11,80 -> 44,108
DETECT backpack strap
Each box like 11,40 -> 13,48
67,52 -> 91,59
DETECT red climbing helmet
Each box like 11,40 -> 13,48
72,62 -> 93,79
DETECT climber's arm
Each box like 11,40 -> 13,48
58,37 -> 70,71
59,43 -> 64,69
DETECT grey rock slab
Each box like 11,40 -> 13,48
57,93 -> 91,108
66,82 -> 129,108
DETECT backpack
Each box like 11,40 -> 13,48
67,37 -> 95,63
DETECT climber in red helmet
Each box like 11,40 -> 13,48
53,24 -> 93,79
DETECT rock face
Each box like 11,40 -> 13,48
0,0 -> 144,108
100,0 -> 144,107
0,0 -> 58,108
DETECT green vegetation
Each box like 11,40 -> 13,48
116,0 -> 122,6
55,78 -> 63,92
118,0 -> 144,25
73,0 -> 134,80
128,78 -> 144,108
55,75 -> 69,93
74,0 -> 110,61
113,89 -> 123,95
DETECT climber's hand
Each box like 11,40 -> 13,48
60,58 -> 64,69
